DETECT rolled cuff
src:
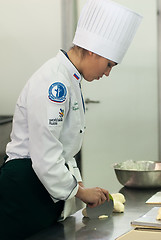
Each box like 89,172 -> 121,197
73,167 -> 82,182
67,182 -> 79,200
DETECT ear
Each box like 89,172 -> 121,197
88,51 -> 94,56
88,51 -> 99,59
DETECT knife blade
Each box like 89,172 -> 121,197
86,194 -> 114,219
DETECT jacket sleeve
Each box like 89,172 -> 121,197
27,80 -> 79,203
70,157 -> 82,182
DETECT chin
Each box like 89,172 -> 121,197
89,76 -> 97,81
84,78 -> 93,82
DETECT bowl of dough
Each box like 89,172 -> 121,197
113,160 -> 161,188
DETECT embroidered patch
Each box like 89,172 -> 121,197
48,108 -> 65,126
73,73 -> 80,80
48,82 -> 67,103
49,118 -> 63,126
72,102 -> 79,111
59,108 -> 64,118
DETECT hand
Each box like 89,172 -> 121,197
75,186 -> 109,208
78,181 -> 84,188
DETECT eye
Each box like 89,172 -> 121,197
107,62 -> 117,68
108,63 -> 112,68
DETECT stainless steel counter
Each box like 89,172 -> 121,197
0,115 -> 13,125
27,186 -> 161,240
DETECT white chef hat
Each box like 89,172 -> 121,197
73,0 -> 142,63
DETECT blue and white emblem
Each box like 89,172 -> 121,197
48,82 -> 67,103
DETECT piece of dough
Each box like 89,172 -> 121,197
156,207 -> 161,220
82,208 -> 88,217
111,193 -> 126,204
82,208 -> 109,219
98,215 -> 108,219
113,200 -> 124,213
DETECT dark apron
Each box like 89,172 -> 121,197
0,158 -> 64,240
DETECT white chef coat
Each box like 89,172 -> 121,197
6,50 -> 86,219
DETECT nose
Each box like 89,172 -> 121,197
104,68 -> 112,77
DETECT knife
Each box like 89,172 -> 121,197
86,194 -> 114,219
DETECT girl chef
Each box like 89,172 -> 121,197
0,0 -> 142,239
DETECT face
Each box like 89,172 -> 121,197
81,52 -> 117,82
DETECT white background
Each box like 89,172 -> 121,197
0,0 -> 62,114
79,0 -> 159,191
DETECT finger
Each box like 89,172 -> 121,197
89,196 -> 102,207
101,189 -> 109,201
88,202 -> 97,208
101,197 -> 106,204
100,192 -> 106,202
97,198 -> 103,206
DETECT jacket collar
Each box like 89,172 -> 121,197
57,50 -> 82,84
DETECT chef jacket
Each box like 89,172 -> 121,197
6,50 -> 86,219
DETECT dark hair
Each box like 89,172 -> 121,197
70,45 -> 88,58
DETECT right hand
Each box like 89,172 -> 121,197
75,186 -> 109,208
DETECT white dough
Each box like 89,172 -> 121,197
82,208 -> 88,217
98,215 -> 108,219
113,200 -> 124,213
111,193 -> 126,204
156,207 -> 161,220
82,208 -> 109,219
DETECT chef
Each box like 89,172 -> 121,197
0,0 -> 142,239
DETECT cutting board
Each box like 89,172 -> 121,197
131,207 -> 161,229
116,228 -> 161,240
146,191 -> 161,204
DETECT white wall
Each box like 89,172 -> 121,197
0,0 -> 62,115
79,0 -> 159,190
